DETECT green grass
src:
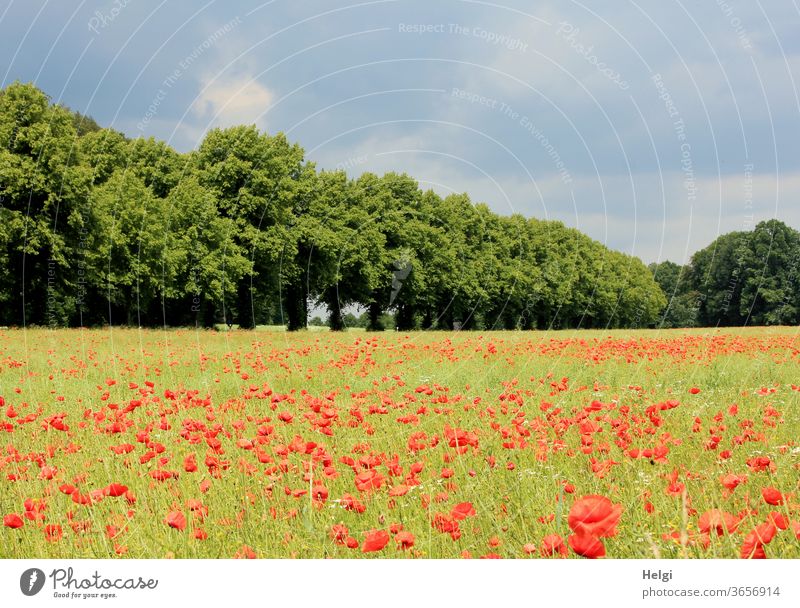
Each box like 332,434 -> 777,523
0,326 -> 798,558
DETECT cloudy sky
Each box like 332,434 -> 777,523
1,0 -> 798,263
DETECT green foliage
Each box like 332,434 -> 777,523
2,82 -> 779,330
0,82 -> 93,326
647,220 -> 800,328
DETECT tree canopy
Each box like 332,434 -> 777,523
4,82 -> 793,331
649,219 -> 800,328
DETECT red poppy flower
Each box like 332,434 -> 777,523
105,483 -> 128,497
44,524 -> 63,543
768,512 -> 788,531
568,533 -> 605,558
39,465 -> 58,480
740,541 -> 767,559
184,454 -> 198,473
698,509 -> 738,535
330,524 -> 349,545
568,495 -> 623,538
340,494 -> 366,513
540,534 -> 568,557
165,510 -> 186,531
3,513 -> 24,529
233,545 -> 257,559
751,522 -> 777,544
523,543 -> 537,555
720,473 -> 746,491
311,485 -> 328,502
345,537 -> 359,549
761,487 -> 784,506
450,502 -> 476,520
354,469 -> 384,492
395,531 -> 415,550
362,529 -> 390,553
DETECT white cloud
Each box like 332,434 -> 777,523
192,75 -> 274,131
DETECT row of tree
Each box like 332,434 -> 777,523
0,82 -> 795,330
650,219 -> 800,328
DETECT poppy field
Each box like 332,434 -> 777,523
1,327 -> 799,559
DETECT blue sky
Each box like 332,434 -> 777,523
2,0 -> 798,263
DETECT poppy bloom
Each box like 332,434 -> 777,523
540,534 -> 568,557
354,469 -> 384,492
568,533 -> 606,558
761,487 -> 784,506
105,483 -> 128,497
311,485 -> 329,502
523,543 -> 537,555
330,524 -> 349,545
44,524 -> 63,543
340,494 -> 366,513
233,545 -> 257,559
720,473 -> 746,491
768,512 -> 788,531
3,513 -> 24,529
431,512 -> 460,535
698,509 -> 738,536
39,466 -> 58,480
740,540 -> 766,560
568,495 -> 623,538
395,531 -> 415,550
165,510 -> 186,531
751,522 -> 777,544
739,525 -> 775,560
184,454 -> 198,473
450,502 -> 476,521
345,537 -> 359,549
362,529 -> 390,553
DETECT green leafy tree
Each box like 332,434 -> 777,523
193,126 -> 303,328
83,170 -> 168,325
0,82 -> 92,326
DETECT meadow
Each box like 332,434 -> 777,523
1,326 -> 798,559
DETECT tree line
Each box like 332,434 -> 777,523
650,219 -> 800,328
0,82 -> 795,331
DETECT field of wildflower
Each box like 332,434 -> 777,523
1,327 -> 798,559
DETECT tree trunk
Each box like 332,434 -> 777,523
237,280 -> 255,329
396,303 -> 416,330
326,287 -> 344,331
367,300 -> 384,331
422,308 -> 433,330
285,278 -> 307,331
